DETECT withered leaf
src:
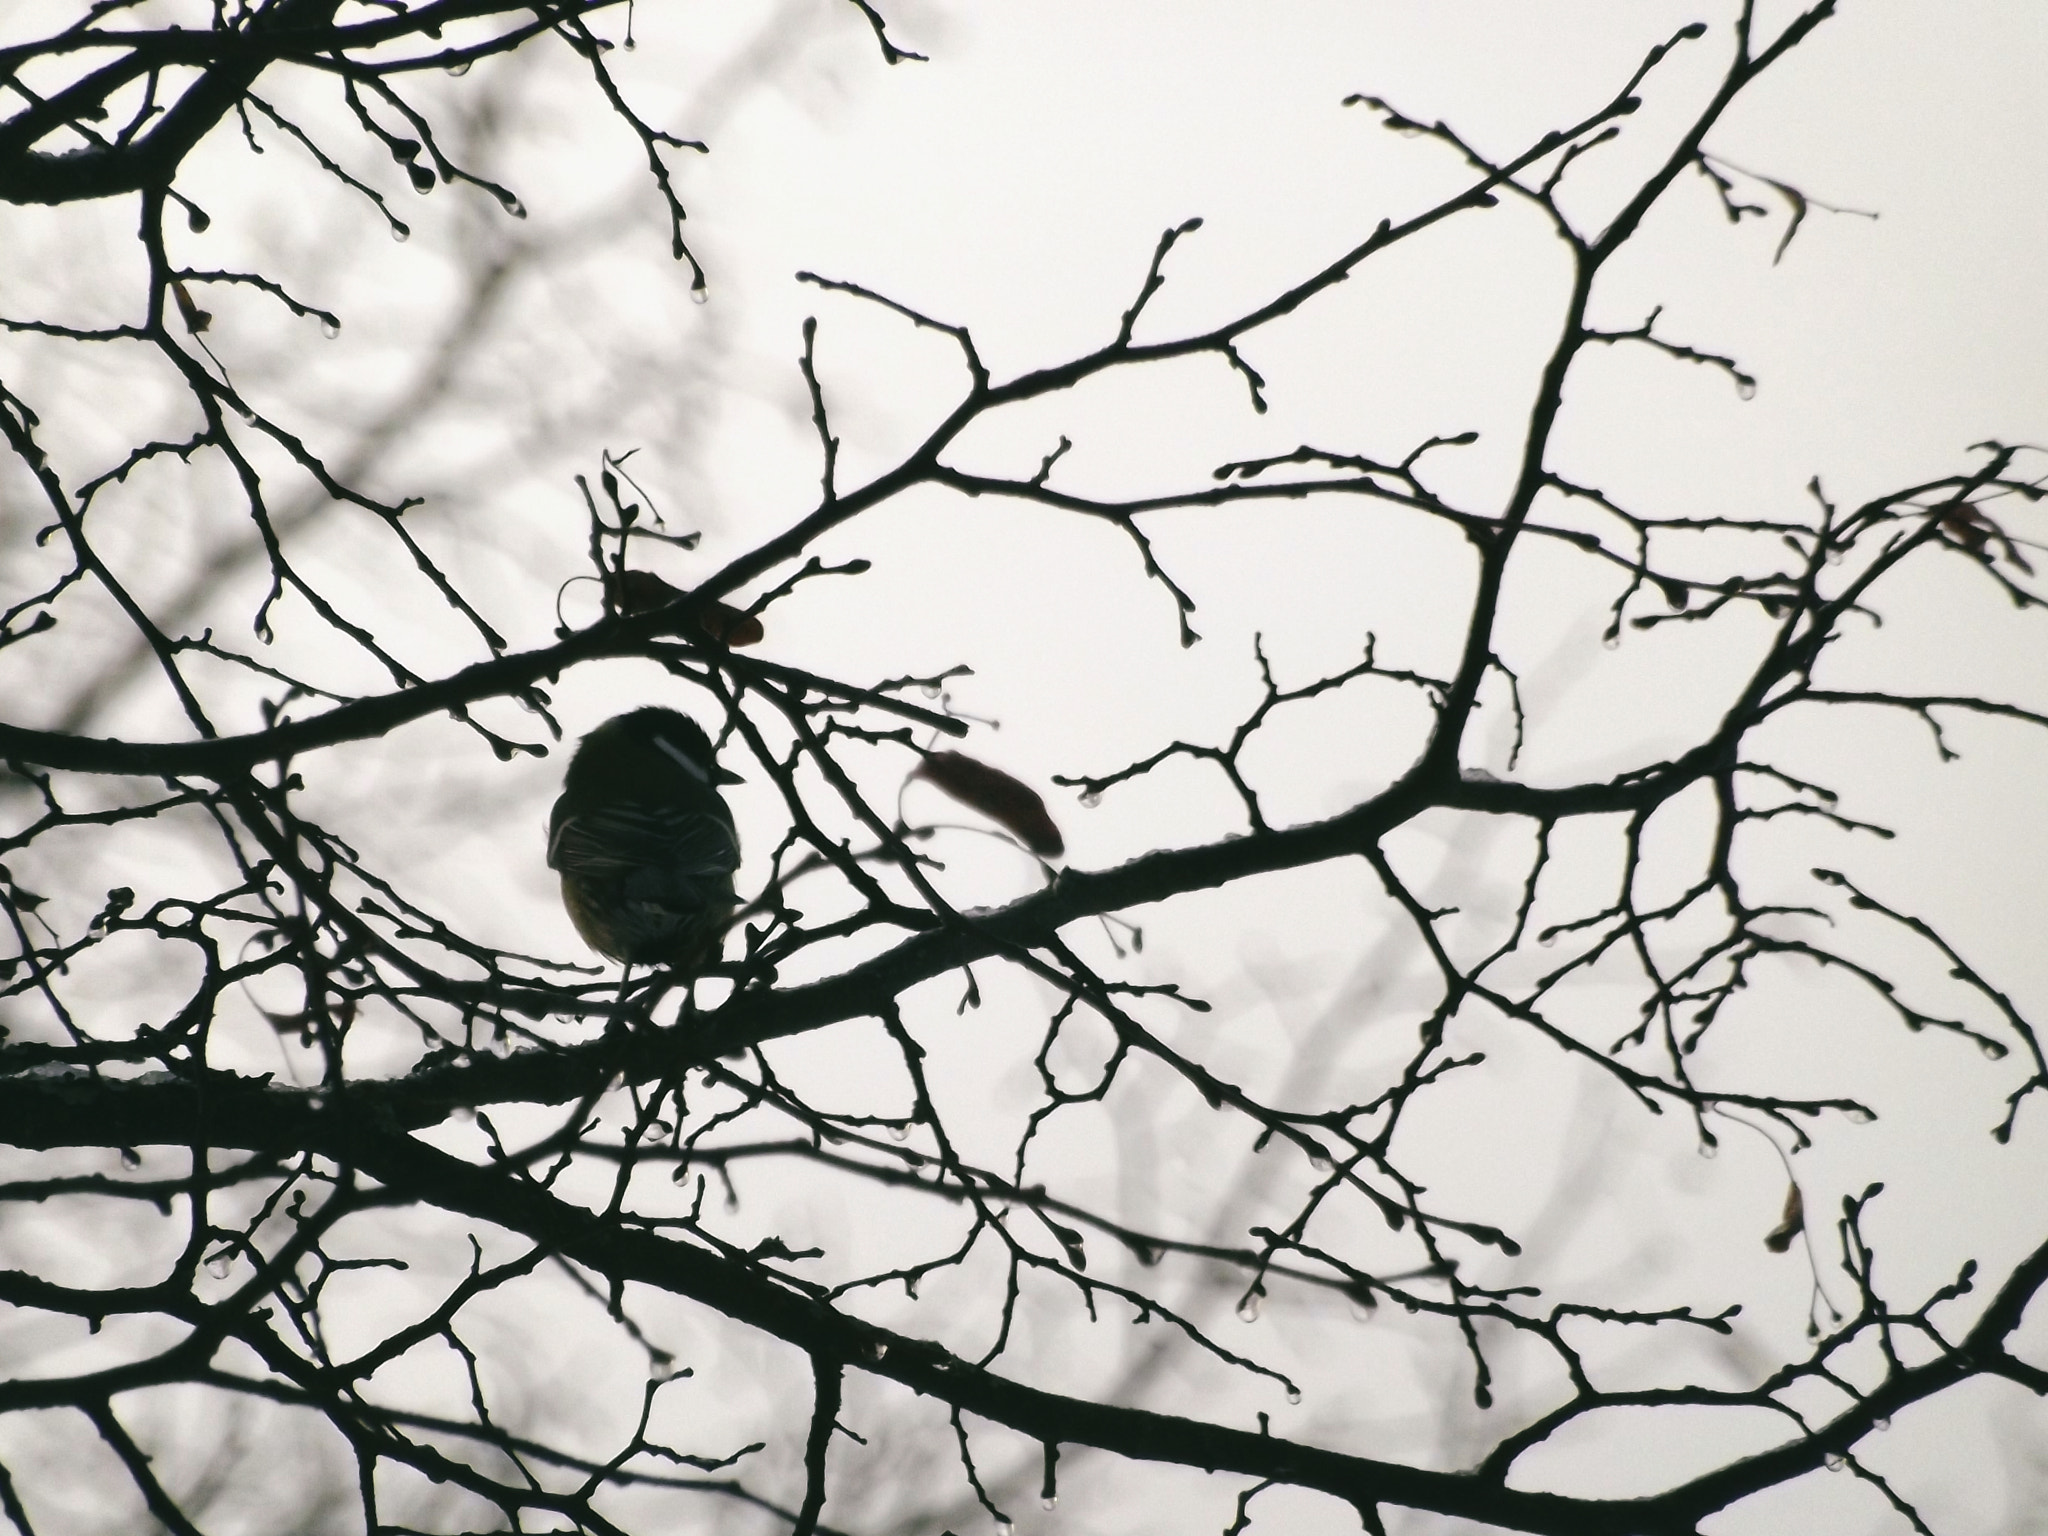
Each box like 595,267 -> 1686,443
912,751 -> 1065,858
1938,504 -> 2034,574
696,599 -> 765,647
171,280 -> 211,334
1763,1181 -> 1805,1253
604,569 -> 678,612
603,570 -> 764,646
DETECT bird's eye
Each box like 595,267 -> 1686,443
652,733 -> 711,785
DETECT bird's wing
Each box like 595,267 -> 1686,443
548,802 -> 740,881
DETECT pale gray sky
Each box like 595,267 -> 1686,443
2,3 -> 2043,1532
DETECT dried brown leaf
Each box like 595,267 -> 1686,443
171,280 -> 211,334
604,570 -> 765,645
912,751 -> 1064,857
696,599 -> 765,647
1764,1181 -> 1805,1253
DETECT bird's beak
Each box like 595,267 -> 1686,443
713,765 -> 745,786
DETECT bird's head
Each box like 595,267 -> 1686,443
564,707 -> 743,797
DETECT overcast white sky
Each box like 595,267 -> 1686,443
3,2 -> 2045,1532
470,7 -> 2048,1528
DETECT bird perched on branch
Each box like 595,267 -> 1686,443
547,707 -> 742,973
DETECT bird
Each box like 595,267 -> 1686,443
547,707 -> 743,973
